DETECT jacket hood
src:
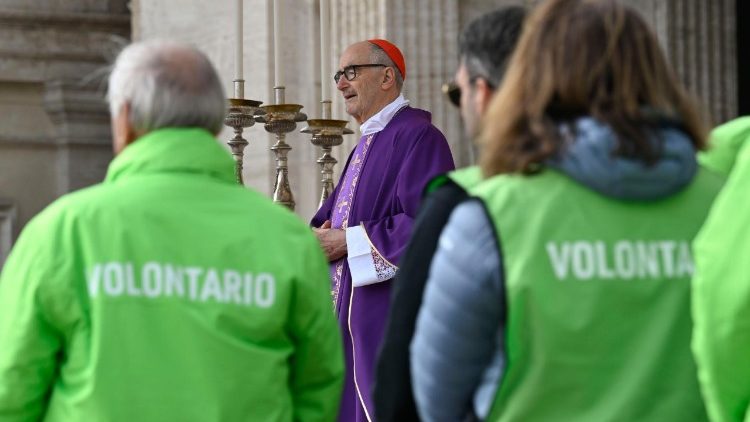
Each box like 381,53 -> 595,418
548,117 -> 697,201
105,127 -> 235,184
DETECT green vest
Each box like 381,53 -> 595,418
473,169 -> 721,422
425,165 -> 483,194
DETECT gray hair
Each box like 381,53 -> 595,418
458,6 -> 526,88
369,44 -> 404,91
107,40 -> 226,134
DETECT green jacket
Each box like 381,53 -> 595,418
693,117 -> 750,422
474,168 -> 720,421
0,128 -> 344,422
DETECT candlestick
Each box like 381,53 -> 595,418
235,0 -> 243,81
260,87 -> 304,210
301,100 -> 353,208
224,94 -> 262,185
320,0 -> 331,102
273,0 -> 283,87
225,1 -> 261,186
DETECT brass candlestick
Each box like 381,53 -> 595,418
301,100 -> 352,208
258,86 -> 306,210
224,79 -> 262,185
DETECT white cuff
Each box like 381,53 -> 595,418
346,224 -> 398,287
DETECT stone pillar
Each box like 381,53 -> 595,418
0,2 -> 130,259
667,0 -> 736,123
628,0 -> 737,124
387,0 -> 464,163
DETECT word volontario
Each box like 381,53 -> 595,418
87,262 -> 276,307
546,240 -> 693,281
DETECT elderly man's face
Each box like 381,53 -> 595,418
336,42 -> 388,124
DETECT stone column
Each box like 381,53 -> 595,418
628,0 -> 737,124
667,0 -> 736,123
386,0 -> 464,163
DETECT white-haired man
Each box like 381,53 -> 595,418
0,40 -> 343,422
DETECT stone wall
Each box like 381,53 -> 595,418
0,1 -> 129,265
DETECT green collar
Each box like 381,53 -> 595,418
105,128 -> 235,184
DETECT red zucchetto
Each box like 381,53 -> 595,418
367,39 -> 406,80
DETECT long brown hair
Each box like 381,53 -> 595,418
479,0 -> 707,176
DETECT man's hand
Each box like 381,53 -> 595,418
313,220 -> 348,262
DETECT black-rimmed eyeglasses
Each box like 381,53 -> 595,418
334,64 -> 386,84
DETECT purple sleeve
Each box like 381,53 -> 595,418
311,188 -> 335,227
362,126 -> 455,265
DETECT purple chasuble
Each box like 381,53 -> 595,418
312,106 -> 455,422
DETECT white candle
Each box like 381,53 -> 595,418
320,0 -> 331,102
235,0 -> 243,81
273,0 -> 283,88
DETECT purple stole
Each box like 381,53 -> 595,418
330,134 -> 374,305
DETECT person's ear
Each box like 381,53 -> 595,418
474,78 -> 495,116
112,103 -> 140,155
381,67 -> 396,90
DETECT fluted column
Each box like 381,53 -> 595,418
386,0 -> 464,164
666,0 -> 736,123
605,0 -> 737,124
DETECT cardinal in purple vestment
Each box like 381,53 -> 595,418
312,39 -> 455,422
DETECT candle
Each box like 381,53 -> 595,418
235,0 -> 243,81
273,0 -> 283,88
320,0 -> 331,103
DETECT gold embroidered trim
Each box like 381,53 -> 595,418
359,222 -> 399,271
331,134 -> 374,307
371,248 -> 397,281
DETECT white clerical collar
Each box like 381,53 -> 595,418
359,94 -> 410,136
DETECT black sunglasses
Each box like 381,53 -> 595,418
442,77 -> 495,108
442,81 -> 461,107
334,64 -> 386,84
